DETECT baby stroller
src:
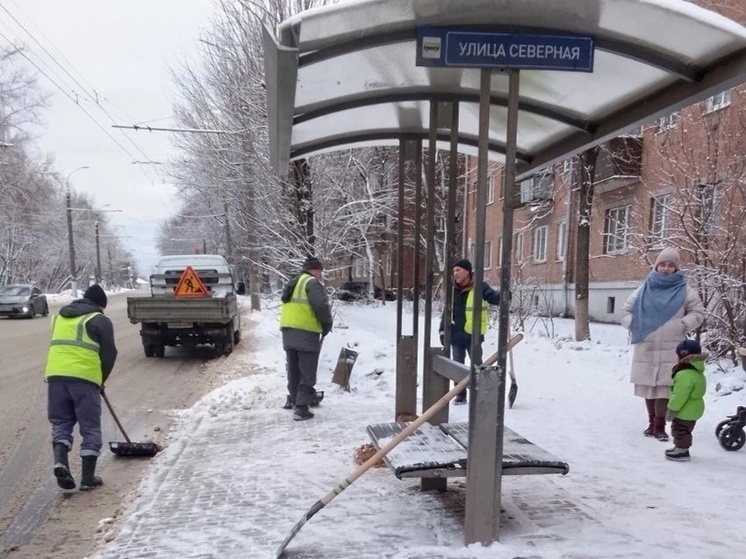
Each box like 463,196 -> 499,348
715,406 -> 746,451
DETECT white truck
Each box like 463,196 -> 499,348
126,254 -> 241,357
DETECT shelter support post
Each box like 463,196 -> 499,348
395,336 -> 417,421
493,67 -> 521,543
464,67 -> 499,546
422,101 -> 447,492
395,139 -> 418,420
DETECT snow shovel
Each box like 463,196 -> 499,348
275,333 -> 524,558
101,390 -> 161,458
507,329 -> 518,408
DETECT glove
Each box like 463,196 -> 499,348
665,409 -> 676,423
439,332 -> 445,346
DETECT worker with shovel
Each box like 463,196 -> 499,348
280,256 -> 333,421
439,258 -> 502,405
44,284 -> 118,491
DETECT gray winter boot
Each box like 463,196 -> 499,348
79,456 -> 103,490
665,447 -> 691,462
53,443 -> 76,490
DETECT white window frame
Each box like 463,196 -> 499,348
353,258 -> 364,277
483,240 -> 492,269
650,195 -> 671,246
497,236 -> 503,267
556,220 -> 567,261
704,89 -> 731,113
385,254 -> 392,275
604,205 -> 631,254
514,232 -> 524,263
532,226 -> 548,263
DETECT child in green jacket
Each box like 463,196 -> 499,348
665,339 -> 707,462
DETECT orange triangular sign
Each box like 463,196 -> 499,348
173,266 -> 209,297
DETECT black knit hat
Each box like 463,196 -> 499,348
676,339 -> 701,358
302,256 -> 324,271
84,284 -> 108,309
453,258 -> 473,274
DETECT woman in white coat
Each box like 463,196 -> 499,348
621,247 -> 705,442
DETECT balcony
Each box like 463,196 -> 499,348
594,137 -> 643,194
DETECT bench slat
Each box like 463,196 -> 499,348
366,422 -> 467,479
441,422 -> 569,475
367,421 -> 569,479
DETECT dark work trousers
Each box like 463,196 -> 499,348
450,333 -> 483,393
47,380 -> 103,456
671,417 -> 697,449
286,349 -> 320,407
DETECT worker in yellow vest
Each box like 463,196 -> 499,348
439,258 -> 501,404
45,284 -> 118,490
279,256 -> 333,421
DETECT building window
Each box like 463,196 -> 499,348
657,112 -> 679,132
607,297 -> 616,314
519,171 -> 554,204
484,240 -> 492,269
704,89 -> 731,113
649,195 -> 671,246
533,226 -> 548,263
497,236 -> 503,267
353,258 -> 364,277
385,254 -> 392,275
603,206 -> 630,254
695,183 -> 718,239
556,220 -> 567,261
514,232 -> 524,263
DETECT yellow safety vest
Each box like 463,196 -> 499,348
279,274 -> 323,333
464,289 -> 488,335
45,313 -> 103,385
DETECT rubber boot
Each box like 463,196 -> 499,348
643,415 -> 655,437
282,395 -> 294,410
79,456 -> 103,491
293,405 -> 314,421
53,443 -> 76,490
652,417 -> 669,442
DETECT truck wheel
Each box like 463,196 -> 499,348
233,330 -> 241,345
214,343 -> 225,355
154,344 -> 165,358
143,344 -> 154,358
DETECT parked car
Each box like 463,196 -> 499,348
0,284 -> 49,319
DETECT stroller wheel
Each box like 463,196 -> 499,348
718,426 -> 746,452
716,419 -> 730,438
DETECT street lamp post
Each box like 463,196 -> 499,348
65,166 -> 89,298
95,221 -> 102,284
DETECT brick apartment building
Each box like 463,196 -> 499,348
462,81 -> 746,323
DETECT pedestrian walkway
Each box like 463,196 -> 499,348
90,372 -> 630,559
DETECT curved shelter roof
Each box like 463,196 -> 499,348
264,0 -> 746,178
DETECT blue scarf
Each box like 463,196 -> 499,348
630,271 -> 687,344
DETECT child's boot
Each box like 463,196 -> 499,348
665,447 -> 690,461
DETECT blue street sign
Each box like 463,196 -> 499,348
417,27 -> 594,72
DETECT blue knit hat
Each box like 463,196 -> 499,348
676,339 -> 701,358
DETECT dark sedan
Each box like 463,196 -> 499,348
0,284 -> 49,319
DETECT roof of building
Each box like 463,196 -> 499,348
264,0 -> 746,178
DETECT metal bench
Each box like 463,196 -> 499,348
367,421 -> 569,480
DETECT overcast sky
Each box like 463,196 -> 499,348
3,0 -> 216,274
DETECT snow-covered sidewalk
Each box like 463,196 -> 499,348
91,300 -> 746,559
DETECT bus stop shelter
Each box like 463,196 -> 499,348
264,0 -> 746,548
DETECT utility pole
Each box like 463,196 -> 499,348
66,190 -> 78,298
95,221 -> 102,285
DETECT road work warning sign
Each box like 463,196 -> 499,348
173,266 -> 209,297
